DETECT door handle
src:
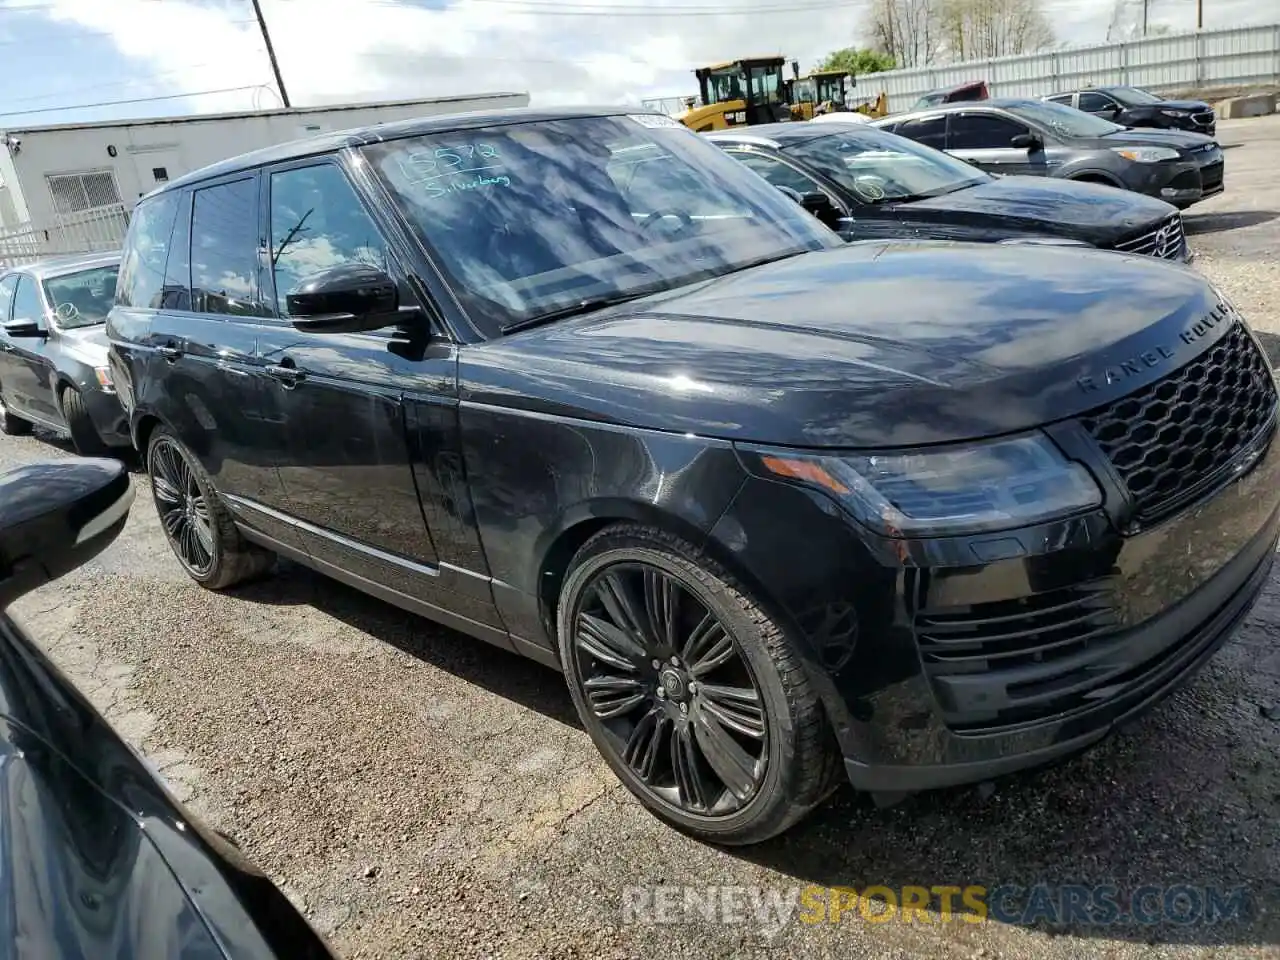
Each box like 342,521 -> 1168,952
266,363 -> 305,387
157,344 -> 182,362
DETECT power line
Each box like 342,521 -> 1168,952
0,55 -> 267,108
0,85 -> 270,121
278,0 -> 862,14
0,17 -> 258,46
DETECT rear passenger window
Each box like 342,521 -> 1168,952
1046,94 -> 1074,106
896,116 -> 946,148
268,163 -> 388,317
161,191 -> 192,310
116,192 -> 178,309
191,177 -> 261,317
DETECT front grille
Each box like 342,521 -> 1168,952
1191,111 -> 1215,126
1079,316 -> 1277,526
1113,213 -> 1186,261
915,580 -> 1119,673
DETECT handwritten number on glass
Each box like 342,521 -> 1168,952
396,144 -> 508,199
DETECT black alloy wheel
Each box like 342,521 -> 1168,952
149,435 -> 216,578
559,525 -> 839,845
575,561 -> 769,815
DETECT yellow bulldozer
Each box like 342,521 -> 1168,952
674,57 -> 794,132
786,68 -> 855,120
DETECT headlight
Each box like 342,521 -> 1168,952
1159,109 -> 1189,118
1110,146 -> 1180,163
749,432 -> 1103,538
94,366 -> 114,390
997,236 -> 1093,247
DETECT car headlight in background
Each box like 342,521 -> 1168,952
1160,109 -> 1190,118
997,236 -> 1094,247
94,366 -> 114,392
747,433 -> 1103,537
1110,145 -> 1181,163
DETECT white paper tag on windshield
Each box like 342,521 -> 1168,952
628,113 -> 682,129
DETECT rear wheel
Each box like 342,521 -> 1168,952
0,390 -> 31,436
146,426 -> 273,588
557,524 -> 839,845
60,387 -> 110,456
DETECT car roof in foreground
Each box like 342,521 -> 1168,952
706,121 -> 889,147
150,105 -> 646,199
3,251 -> 120,279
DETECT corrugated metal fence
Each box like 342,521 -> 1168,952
857,23 -> 1280,114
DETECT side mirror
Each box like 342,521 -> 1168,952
285,263 -> 401,334
1010,132 -> 1042,151
0,459 -> 133,607
3,318 -> 46,338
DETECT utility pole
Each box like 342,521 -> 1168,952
251,0 -> 291,108
1197,0 -> 1203,29
1143,0 -> 1148,35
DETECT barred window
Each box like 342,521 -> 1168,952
47,171 -> 122,214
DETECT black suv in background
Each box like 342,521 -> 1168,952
109,107 -> 1279,845
878,98 -> 1224,207
1045,86 -> 1216,137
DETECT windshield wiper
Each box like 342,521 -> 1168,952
501,291 -> 651,335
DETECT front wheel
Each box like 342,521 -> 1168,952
61,387 -> 110,456
0,391 -> 31,436
557,524 -> 839,845
146,427 -> 273,589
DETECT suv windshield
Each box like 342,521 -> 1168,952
1110,86 -> 1162,105
785,129 -> 989,202
43,265 -> 118,328
362,115 -> 837,335
1003,99 -> 1126,138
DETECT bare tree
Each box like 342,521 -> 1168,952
939,0 -> 1054,60
863,0 -> 944,68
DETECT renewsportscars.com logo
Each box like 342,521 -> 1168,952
621,883 -> 1251,932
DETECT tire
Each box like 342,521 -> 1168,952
557,523 -> 840,845
146,425 -> 274,589
60,387 -> 110,456
0,389 -> 31,436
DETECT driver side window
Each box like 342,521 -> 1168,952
11,276 -> 44,327
0,276 -> 16,322
268,163 -> 390,318
948,114 -> 1029,150
730,150 -> 825,196
1078,92 -> 1117,113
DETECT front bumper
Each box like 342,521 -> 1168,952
81,383 -> 132,447
711,344 -> 1280,795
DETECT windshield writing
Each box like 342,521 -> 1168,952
363,116 -> 836,336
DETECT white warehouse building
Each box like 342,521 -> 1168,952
0,91 -> 529,264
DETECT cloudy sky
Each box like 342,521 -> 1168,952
0,0 -> 1269,124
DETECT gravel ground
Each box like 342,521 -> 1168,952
7,115 -> 1280,960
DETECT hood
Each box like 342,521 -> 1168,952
901,175 -> 1176,243
460,242 -> 1220,448
56,324 -> 110,365
1150,99 -> 1212,112
1096,126 -> 1216,150
0,719 -> 228,959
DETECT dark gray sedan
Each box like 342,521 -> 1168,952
875,98 -> 1224,208
0,252 -> 129,454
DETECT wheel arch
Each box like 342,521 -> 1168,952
535,498 -> 721,637
1065,170 -> 1125,188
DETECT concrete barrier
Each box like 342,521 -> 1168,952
1219,93 -> 1277,119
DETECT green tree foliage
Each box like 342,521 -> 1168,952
815,47 -> 897,76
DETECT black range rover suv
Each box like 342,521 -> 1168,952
108,107 -> 1280,845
